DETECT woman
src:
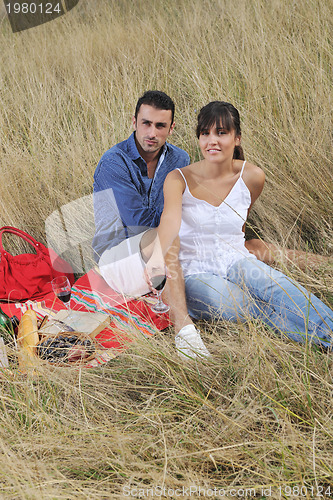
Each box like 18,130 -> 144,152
145,101 -> 333,359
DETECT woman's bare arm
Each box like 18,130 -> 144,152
145,170 -> 185,279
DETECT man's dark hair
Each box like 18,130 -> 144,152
135,90 -> 175,124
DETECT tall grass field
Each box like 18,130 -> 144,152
0,0 -> 332,497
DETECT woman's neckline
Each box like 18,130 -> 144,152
179,160 -> 248,208
184,176 -> 246,208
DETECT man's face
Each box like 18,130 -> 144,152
133,104 -> 175,158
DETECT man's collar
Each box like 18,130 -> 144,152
127,132 -> 169,161
127,132 -> 141,160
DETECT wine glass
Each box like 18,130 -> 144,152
51,276 -> 73,319
150,272 -> 170,314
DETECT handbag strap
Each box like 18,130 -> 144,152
0,226 -> 42,254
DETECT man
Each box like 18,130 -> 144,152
93,91 -> 188,293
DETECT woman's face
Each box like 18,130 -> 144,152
198,124 -> 240,163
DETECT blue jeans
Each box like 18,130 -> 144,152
184,258 -> 333,348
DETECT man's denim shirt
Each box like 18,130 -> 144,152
92,132 -> 190,261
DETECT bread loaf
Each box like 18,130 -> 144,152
17,310 -> 39,372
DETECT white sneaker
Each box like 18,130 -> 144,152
175,325 -> 211,360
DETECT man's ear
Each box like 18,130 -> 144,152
132,116 -> 136,130
169,122 -> 175,135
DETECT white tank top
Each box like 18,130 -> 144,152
177,161 -> 256,277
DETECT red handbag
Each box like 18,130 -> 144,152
0,226 -> 75,302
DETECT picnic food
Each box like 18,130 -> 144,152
17,310 -> 39,355
16,310 -> 97,369
37,333 -> 95,364
17,309 -> 39,371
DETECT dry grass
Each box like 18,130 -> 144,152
1,324 -> 333,498
0,0 -> 333,497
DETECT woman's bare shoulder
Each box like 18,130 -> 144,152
167,161 -> 202,181
165,167 -> 188,191
166,168 -> 185,183
243,161 -> 265,188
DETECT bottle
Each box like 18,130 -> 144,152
0,307 -> 19,341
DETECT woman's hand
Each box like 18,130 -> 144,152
144,255 -> 169,293
143,169 -> 184,293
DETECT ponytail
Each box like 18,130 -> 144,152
233,144 -> 245,161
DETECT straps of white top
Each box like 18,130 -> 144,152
176,168 -> 187,185
239,160 -> 246,178
177,162 -> 246,183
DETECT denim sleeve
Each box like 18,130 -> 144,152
94,156 -> 161,229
